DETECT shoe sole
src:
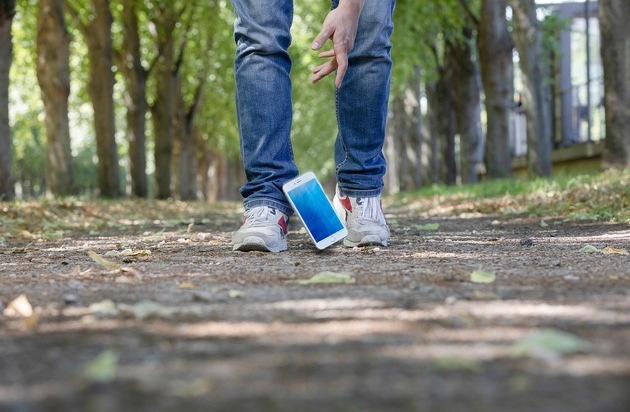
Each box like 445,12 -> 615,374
233,236 -> 287,253
344,235 -> 388,248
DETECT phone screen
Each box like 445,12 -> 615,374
286,179 -> 344,242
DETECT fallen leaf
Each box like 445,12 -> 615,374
88,250 -> 120,270
4,294 -> 34,317
228,289 -> 246,299
293,272 -> 356,285
89,300 -> 119,317
83,350 -> 119,384
602,246 -> 629,256
470,270 -> 496,284
142,234 -> 166,242
511,328 -> 591,359
491,220 -> 501,226
433,357 -> 481,372
416,223 -> 440,231
540,220 -> 549,228
130,300 -> 172,320
579,245 -> 600,253
179,281 -> 195,289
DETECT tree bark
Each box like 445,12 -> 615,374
477,0 -> 514,178
37,0 -> 74,197
151,4 -> 176,199
0,0 -> 15,200
426,69 -> 457,185
599,0 -> 630,169
511,0 -> 552,177
120,0 -> 148,197
446,30 -> 484,183
68,0 -> 120,197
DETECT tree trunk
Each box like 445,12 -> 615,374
70,0 -> 120,197
477,0 -> 514,178
173,74 -> 203,201
446,30 -> 484,184
120,0 -> 148,197
511,0 -> 552,177
599,0 -> 630,169
0,0 -> 15,201
151,4 -> 176,200
385,78 -> 425,195
37,0 -> 74,197
426,70 -> 457,185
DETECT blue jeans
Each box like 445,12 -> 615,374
231,0 -> 395,215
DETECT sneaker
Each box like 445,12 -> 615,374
333,186 -> 390,247
232,206 -> 289,252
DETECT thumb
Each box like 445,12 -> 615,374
311,26 -> 333,50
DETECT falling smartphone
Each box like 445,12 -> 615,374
283,172 -> 348,250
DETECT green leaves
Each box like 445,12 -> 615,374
83,350 -> 119,384
511,329 -> 591,358
470,270 -> 496,284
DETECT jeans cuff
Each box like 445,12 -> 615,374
338,187 -> 383,198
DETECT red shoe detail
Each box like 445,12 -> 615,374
277,216 -> 288,235
340,196 -> 353,213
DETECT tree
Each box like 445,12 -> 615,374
118,0 -> 151,198
0,0 -> 15,200
67,0 -> 120,198
511,0 -> 552,177
599,0 -> 630,169
446,28 -> 484,183
462,0 -> 514,179
37,0 -> 74,197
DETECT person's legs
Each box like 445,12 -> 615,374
332,0 -> 395,247
231,0 -> 298,216
334,0 -> 395,197
231,0 -> 297,252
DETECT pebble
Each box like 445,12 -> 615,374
520,238 -> 534,246
63,294 -> 79,305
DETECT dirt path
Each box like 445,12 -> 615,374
1,203 -> 629,411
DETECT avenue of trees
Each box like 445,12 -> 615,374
0,0 -> 628,201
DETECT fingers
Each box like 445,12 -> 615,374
311,26 -> 333,50
312,60 -> 338,84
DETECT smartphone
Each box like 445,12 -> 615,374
283,172 -> 348,250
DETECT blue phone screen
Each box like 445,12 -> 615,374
287,179 -> 344,242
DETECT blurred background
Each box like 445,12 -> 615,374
0,0 -> 627,202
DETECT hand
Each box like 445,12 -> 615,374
311,0 -> 365,88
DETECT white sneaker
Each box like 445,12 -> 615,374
333,186 -> 390,247
232,206 -> 289,252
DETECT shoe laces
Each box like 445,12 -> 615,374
244,206 -> 283,227
353,197 -> 385,224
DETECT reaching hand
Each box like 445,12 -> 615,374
311,0 -> 365,88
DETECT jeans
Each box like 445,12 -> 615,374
231,0 -> 395,215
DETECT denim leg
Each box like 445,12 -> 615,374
334,0 -> 395,197
231,0 -> 298,215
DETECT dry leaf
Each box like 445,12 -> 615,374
4,294 -> 34,317
602,246 -> 629,256
179,281 -> 195,289
88,250 -> 120,270
293,272 -> 356,285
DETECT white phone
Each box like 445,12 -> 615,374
283,172 -> 348,250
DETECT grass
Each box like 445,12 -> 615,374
1,170 -> 628,244
394,169 -> 630,223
